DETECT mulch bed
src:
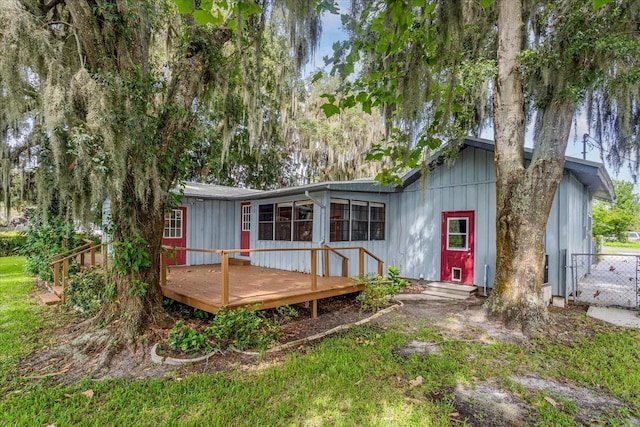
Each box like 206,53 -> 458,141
157,294 -> 397,359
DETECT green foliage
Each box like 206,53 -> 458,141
352,266 -> 408,312
0,231 -> 26,256
592,180 -> 640,238
168,320 -> 210,353
65,266 -> 106,317
112,237 -> 152,276
21,214 -> 84,282
206,305 -> 297,351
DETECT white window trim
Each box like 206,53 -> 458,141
446,217 -> 468,251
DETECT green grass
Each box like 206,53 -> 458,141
1,257 -> 640,426
603,241 -> 640,249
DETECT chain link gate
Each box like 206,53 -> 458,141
570,254 -> 640,309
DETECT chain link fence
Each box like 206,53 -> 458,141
570,254 -> 639,309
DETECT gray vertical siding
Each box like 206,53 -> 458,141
388,147 -> 496,287
182,197 -> 236,265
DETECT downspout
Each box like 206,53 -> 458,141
305,190 -> 326,272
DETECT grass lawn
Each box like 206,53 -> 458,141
603,241 -> 640,249
1,257 -> 640,426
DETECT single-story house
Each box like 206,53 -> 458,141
156,136 -> 614,299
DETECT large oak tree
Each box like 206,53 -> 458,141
327,0 -> 640,329
0,0 -> 319,369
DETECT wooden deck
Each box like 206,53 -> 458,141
162,264 -> 365,314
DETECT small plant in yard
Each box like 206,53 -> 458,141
206,305 -> 297,351
168,320 -> 210,353
352,266 -> 408,312
65,266 -> 107,317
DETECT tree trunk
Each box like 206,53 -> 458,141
484,0 -> 576,330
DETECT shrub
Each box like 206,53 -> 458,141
352,266 -> 408,312
21,215 -> 85,282
0,231 -> 27,256
168,320 -> 210,353
206,305 -> 298,352
64,266 -> 106,317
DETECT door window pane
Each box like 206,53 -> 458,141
447,218 -> 468,250
242,204 -> 251,231
164,209 -> 182,238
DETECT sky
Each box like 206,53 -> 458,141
306,4 -> 639,193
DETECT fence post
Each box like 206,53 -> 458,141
62,257 -> 69,302
53,257 -> 60,288
90,244 -> 96,266
359,247 -> 364,277
221,251 -> 229,305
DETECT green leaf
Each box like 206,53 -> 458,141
592,0 -> 610,9
311,71 -> 324,83
320,103 -> 340,118
479,0 -> 495,7
193,9 -> 217,25
237,0 -> 262,15
199,0 -> 213,10
174,0 -> 194,14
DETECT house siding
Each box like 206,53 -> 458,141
388,147 -> 497,287
182,197 -> 236,265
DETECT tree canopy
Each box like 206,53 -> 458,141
592,180 -> 640,239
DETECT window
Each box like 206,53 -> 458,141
370,203 -> 385,240
163,209 -> 182,238
258,204 -> 274,240
294,200 -> 313,241
242,204 -> 251,231
447,218 -> 468,250
330,199 -> 385,242
351,201 -> 369,241
276,203 -> 292,241
259,201 -> 315,241
330,199 -> 350,242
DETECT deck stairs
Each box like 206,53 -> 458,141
421,281 -> 478,300
38,285 -> 64,306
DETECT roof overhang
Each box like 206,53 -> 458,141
403,136 -> 615,201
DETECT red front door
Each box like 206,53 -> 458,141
440,211 -> 475,284
162,206 -> 187,265
240,202 -> 251,256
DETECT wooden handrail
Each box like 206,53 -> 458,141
322,245 -> 349,277
50,240 -> 107,300
159,245 -> 384,318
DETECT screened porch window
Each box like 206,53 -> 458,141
351,201 -> 369,241
330,199 -> 350,242
329,199 -> 385,242
259,201 -> 314,241
275,203 -> 293,241
294,200 -> 313,241
258,204 -> 274,240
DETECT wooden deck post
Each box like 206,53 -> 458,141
378,260 -> 383,276
160,252 -> 167,287
80,251 -> 85,268
310,249 -> 318,291
359,247 -> 365,277
221,251 -> 229,305
62,257 -> 69,302
342,258 -> 349,277
90,245 -> 96,266
53,257 -> 60,288
312,300 -> 318,318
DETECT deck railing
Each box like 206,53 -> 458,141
49,239 -> 108,302
160,245 -> 384,316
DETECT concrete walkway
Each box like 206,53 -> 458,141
587,306 -> 640,328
